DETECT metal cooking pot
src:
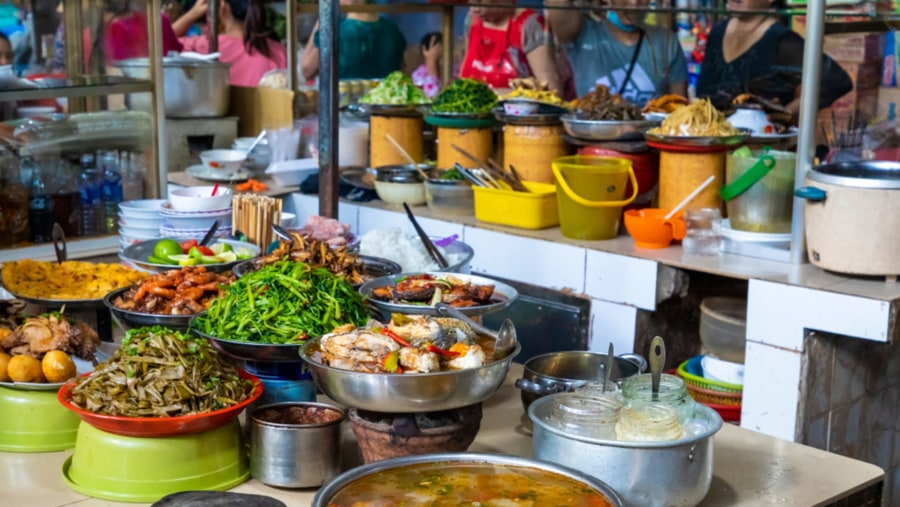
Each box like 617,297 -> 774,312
795,161 -> 900,276
311,452 -> 625,507
529,395 -> 723,507
299,337 -> 520,413
516,350 -> 647,411
116,56 -> 230,118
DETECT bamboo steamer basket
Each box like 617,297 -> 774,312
370,115 -> 424,167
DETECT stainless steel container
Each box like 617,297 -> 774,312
248,402 -> 344,488
529,396 -> 723,507
516,350 -> 647,411
117,56 -> 230,118
311,452 -> 625,507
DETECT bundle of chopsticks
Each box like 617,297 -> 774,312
232,194 -> 282,249
823,110 -> 867,151
451,144 -> 530,193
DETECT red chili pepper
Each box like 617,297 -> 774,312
381,350 -> 401,373
427,344 -> 460,358
380,328 -> 411,348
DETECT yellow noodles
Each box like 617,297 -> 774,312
647,99 -> 740,137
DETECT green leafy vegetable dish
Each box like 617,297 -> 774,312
359,71 -> 429,105
191,260 -> 369,344
66,326 -> 253,417
431,78 -> 497,114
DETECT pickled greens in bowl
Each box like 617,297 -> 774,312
359,71 -> 429,105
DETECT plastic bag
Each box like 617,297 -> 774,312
258,69 -> 289,89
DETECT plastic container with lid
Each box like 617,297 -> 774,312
699,296 -> 747,364
548,392 -> 622,440
621,373 -> 696,424
615,403 -> 684,442
425,179 -> 474,215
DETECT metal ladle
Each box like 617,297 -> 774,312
602,342 -> 614,393
649,336 -> 666,401
435,303 -> 517,360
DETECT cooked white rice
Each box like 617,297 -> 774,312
359,227 -> 463,272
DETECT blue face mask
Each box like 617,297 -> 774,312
607,10 -> 638,32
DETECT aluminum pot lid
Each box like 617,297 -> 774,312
810,161 -> 900,189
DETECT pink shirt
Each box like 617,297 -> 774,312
180,34 -> 287,87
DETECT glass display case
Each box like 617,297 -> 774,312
0,0 -> 164,261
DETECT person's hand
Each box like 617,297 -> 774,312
185,0 -> 209,22
422,34 -> 442,66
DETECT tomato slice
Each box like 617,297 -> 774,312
196,245 -> 215,256
179,239 -> 198,253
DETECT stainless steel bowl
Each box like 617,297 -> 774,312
358,272 -> 518,317
357,235 -> 475,274
561,114 -> 659,141
190,326 -> 307,363
530,398 -> 723,507
311,452 -> 624,507
299,337 -> 521,412
232,255 -> 402,289
645,128 -> 752,147
103,286 -> 193,331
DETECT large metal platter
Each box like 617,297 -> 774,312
0,291 -> 105,309
644,128 -> 752,147
498,98 -> 570,115
747,127 -> 799,144
561,114 -> 659,142
299,337 -> 521,413
358,272 -> 518,317
103,286 -> 194,331
426,110 -> 494,119
493,107 -> 562,126
120,238 -> 261,274
348,103 -> 428,117
190,326 -> 306,363
340,166 -> 376,190
232,255 -> 402,289
0,350 -> 110,391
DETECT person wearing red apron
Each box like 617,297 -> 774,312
460,3 -> 563,94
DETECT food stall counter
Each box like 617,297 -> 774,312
0,364 -> 883,507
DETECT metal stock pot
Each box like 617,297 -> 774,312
795,161 -> 900,276
117,56 -> 230,118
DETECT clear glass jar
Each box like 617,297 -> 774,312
548,393 -> 622,440
621,373 -> 696,424
615,403 -> 684,442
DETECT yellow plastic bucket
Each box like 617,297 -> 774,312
552,155 -> 638,240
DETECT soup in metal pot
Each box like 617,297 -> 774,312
326,461 -> 615,507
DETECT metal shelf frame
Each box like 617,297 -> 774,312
0,78 -> 154,102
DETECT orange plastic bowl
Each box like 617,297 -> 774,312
57,370 -> 263,438
624,208 -> 686,249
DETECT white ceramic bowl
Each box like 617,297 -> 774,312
117,215 -> 165,229
200,149 -> 247,172
159,225 -> 232,239
119,199 -> 165,219
280,212 -> 297,228
163,214 -> 232,230
265,158 -> 319,187
727,108 -> 773,134
168,186 -> 233,212
119,227 -> 160,240
503,101 -> 540,116
232,137 -> 269,151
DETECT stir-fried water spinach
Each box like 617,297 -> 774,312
431,78 -> 497,114
67,327 -> 252,417
192,260 -> 369,344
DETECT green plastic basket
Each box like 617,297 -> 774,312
677,359 -> 743,394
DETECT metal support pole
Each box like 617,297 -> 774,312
208,0 -> 220,54
317,0 -> 340,218
441,6 -> 454,85
286,0 -> 298,92
789,0 -> 825,265
148,0 -> 165,198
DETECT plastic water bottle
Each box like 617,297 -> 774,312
79,153 -> 104,236
121,151 -> 145,202
27,158 -> 54,243
99,151 -> 122,233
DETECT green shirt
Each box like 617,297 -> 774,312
315,17 -> 407,80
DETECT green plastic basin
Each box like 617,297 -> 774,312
0,385 -> 80,452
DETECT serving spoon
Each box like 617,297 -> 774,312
434,303 -> 517,360
649,336 -> 666,401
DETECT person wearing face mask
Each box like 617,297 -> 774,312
460,0 -> 562,94
696,0 -> 851,114
547,0 -> 687,105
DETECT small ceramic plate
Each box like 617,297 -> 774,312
185,165 -> 252,183
0,352 -> 109,391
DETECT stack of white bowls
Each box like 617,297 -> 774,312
233,136 -> 270,173
118,199 -> 166,249
161,186 -> 234,240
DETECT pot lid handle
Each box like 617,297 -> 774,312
720,153 -> 777,201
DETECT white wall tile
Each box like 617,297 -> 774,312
464,227 -> 586,292
589,299 -> 638,354
584,250 -> 658,310
741,341 -> 802,441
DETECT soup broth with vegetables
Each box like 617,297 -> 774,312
326,461 -> 614,507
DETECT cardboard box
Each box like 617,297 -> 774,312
228,86 -> 294,137
823,60 -> 880,124
877,86 -> 900,119
792,19 -> 884,63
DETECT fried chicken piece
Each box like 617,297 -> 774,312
70,322 -> 99,361
642,94 -> 689,113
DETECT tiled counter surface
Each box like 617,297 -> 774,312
289,194 -> 900,501
0,365 -> 884,507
